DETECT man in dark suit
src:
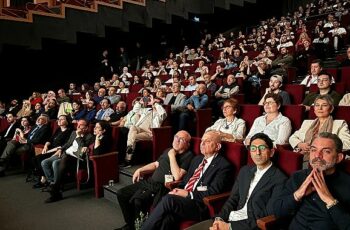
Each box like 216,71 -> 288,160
0,114 -> 51,175
187,133 -> 287,230
141,131 -> 234,230
0,112 -> 19,152
45,119 -> 94,203
115,130 -> 193,230
274,132 -> 350,230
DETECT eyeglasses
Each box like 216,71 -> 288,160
174,135 -> 187,144
263,101 -> 277,106
249,145 -> 269,152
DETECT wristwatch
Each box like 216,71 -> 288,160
326,199 -> 339,209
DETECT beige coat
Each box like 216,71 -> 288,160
289,119 -> 350,150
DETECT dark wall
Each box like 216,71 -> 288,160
0,0 -> 302,102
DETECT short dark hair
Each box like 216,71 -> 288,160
250,133 -> 274,149
311,59 -> 323,67
312,132 -> 343,153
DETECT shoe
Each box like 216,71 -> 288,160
33,181 -> 49,189
119,161 -> 127,168
44,193 -> 62,203
114,224 -> 131,230
121,160 -> 132,169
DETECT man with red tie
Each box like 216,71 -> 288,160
141,131 -> 234,230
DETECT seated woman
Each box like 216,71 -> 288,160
244,93 -> 292,146
34,115 -> 73,188
205,98 -> 246,142
289,94 -> 350,160
92,120 -> 112,155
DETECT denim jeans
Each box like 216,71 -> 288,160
41,155 -> 61,183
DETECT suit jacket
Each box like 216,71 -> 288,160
27,124 -> 51,145
217,164 -> 287,230
289,119 -> 350,150
61,131 -> 94,153
181,154 -> 234,202
164,93 -> 187,111
0,122 -> 19,140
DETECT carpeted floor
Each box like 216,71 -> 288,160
0,170 -> 125,230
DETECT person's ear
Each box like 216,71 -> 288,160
336,153 -> 344,164
216,143 -> 222,152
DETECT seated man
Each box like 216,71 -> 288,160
173,83 -> 208,133
187,133 -> 287,230
302,71 -> 342,111
123,95 -> 167,168
258,74 -> 291,105
115,130 -> 193,230
274,132 -> 350,229
0,112 -> 19,153
141,131 -> 234,230
164,82 -> 187,113
0,114 -> 51,175
95,98 -> 115,122
45,119 -> 94,203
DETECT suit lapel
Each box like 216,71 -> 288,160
240,166 -> 256,204
249,165 -> 276,199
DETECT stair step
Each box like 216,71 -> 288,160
103,164 -> 145,204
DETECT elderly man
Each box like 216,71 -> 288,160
106,86 -> 122,105
115,130 -> 193,230
164,82 -> 187,112
274,132 -> 350,229
95,98 -> 115,122
258,74 -> 291,105
187,133 -> 287,230
302,71 -> 342,111
141,131 -> 233,230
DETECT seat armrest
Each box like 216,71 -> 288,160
89,151 -> 117,160
203,192 -> 230,206
203,192 -> 230,217
256,215 -> 278,230
165,180 -> 182,190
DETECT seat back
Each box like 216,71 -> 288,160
239,104 -> 263,131
340,67 -> 350,89
283,84 -> 306,104
221,142 -> 247,179
195,108 -> 212,137
280,105 -> 305,132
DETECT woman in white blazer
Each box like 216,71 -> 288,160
289,94 -> 350,156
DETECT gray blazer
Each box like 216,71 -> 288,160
164,93 -> 187,111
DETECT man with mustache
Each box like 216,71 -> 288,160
274,132 -> 350,229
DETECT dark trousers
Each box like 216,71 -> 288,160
51,153 -> 76,196
117,179 -> 164,228
141,194 -> 209,230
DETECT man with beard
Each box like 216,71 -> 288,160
258,75 -> 291,105
274,132 -> 350,230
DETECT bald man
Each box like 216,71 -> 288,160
115,131 -> 194,230
141,131 -> 234,230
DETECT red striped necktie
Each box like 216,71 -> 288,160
185,159 -> 207,192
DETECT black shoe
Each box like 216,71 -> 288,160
45,193 -> 62,203
119,161 -> 127,168
122,161 -> 132,169
0,170 -> 5,177
33,181 -> 48,189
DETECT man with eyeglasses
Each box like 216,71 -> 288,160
302,71 -> 341,111
115,130 -> 194,230
274,132 -> 350,229
186,132 -> 287,230
141,130 -> 233,230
